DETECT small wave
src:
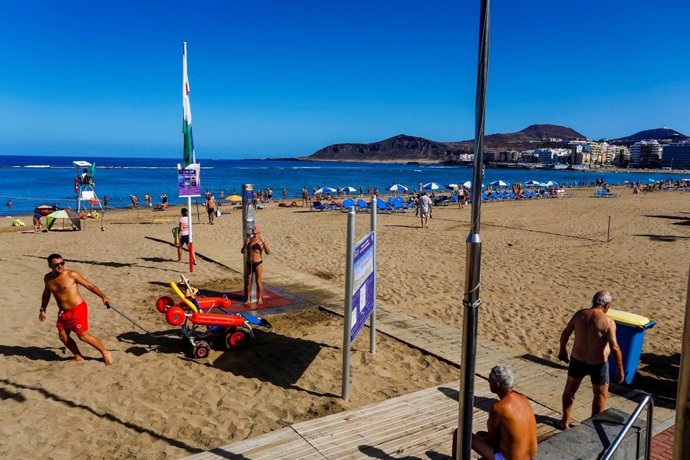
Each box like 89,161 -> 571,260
24,165 -> 52,168
291,166 -> 322,169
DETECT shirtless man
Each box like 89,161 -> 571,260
471,365 -> 538,460
241,225 -> 270,304
40,254 -> 112,365
558,290 -> 624,430
206,194 -> 218,224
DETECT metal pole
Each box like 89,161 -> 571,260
187,195 -> 195,272
674,266 -> 690,460
456,1 -> 490,459
342,207 -> 356,400
601,395 -> 653,460
607,216 -> 611,242
370,195 -> 377,354
242,184 -> 256,302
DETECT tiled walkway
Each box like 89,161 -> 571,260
651,425 -> 675,460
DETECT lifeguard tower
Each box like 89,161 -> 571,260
73,160 -> 104,214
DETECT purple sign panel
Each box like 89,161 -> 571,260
350,232 -> 375,342
177,163 -> 201,198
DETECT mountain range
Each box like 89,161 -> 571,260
306,125 -> 688,163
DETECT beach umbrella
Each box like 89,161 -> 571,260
422,182 -> 440,191
524,179 -> 541,186
463,181 -> 484,189
545,180 -> 559,187
648,178 -> 659,183
489,180 -> 508,187
46,209 -> 81,231
446,183 -> 460,190
226,194 -> 242,202
387,183 -> 408,192
681,178 -> 690,182
340,186 -> 357,193
313,187 -> 337,195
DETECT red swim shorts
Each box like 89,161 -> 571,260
56,301 -> 89,333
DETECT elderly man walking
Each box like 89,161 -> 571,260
558,290 -> 624,430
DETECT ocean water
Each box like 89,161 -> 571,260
0,155 -> 683,216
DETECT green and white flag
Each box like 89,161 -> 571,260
182,42 -> 195,167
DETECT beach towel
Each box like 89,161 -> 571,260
172,227 -> 180,245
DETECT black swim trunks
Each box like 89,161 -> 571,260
567,357 -> 609,385
246,260 -> 263,273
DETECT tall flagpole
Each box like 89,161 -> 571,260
182,42 -> 196,272
456,1 -> 490,459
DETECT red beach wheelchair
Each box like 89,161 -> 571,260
155,274 -> 271,359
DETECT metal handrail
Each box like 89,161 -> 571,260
601,394 -> 654,460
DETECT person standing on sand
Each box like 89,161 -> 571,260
241,225 -> 270,304
177,207 -> 194,263
470,365 -> 538,460
40,254 -> 112,365
205,194 -> 217,224
417,192 -> 432,228
301,187 -> 309,207
558,290 -> 624,430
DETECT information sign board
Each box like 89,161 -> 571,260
350,231 -> 375,341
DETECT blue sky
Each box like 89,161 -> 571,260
2,0 -> 689,159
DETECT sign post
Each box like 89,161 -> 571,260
177,163 -> 200,272
342,197 -> 377,400
180,42 -> 198,273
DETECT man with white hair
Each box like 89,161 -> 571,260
558,290 -> 624,430
471,365 -> 538,460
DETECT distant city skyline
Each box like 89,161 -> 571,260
2,0 -> 689,159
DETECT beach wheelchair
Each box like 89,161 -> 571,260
155,274 -> 272,359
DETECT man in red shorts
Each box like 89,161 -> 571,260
39,253 -> 113,365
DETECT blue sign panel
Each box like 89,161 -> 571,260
177,163 -> 201,198
350,232 -> 375,341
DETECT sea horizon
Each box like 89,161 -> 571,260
2,154 -> 687,217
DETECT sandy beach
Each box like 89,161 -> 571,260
1,186 -> 688,458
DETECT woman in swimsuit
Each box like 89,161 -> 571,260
241,225 -> 270,304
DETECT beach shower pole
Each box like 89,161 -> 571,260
456,1 -> 490,459
242,184 -> 256,303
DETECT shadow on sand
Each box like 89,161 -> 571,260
209,329 -> 339,398
0,377 -> 204,454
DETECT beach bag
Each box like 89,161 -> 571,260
215,209 -> 221,217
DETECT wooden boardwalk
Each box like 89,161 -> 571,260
181,236 -> 676,459
186,380 -> 560,460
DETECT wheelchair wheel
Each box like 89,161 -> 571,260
225,327 -> 251,350
155,296 -> 175,313
165,306 -> 186,326
192,341 -> 211,359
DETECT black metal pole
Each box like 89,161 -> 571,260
456,1 -> 490,459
